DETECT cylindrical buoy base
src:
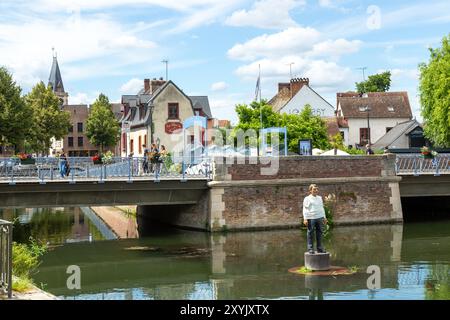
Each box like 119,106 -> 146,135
304,252 -> 330,271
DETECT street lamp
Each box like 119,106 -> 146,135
365,105 -> 371,145
147,102 -> 155,144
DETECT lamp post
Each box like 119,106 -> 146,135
148,103 -> 155,144
366,105 -> 371,145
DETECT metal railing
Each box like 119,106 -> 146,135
0,219 -> 12,299
395,153 -> 450,176
0,156 -> 212,183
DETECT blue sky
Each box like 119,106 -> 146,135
0,0 -> 449,123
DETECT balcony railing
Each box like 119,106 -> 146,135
0,219 -> 12,299
0,156 -> 212,183
395,153 -> 450,176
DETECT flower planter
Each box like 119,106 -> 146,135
421,153 -> 433,159
20,158 -> 35,165
93,160 -> 103,165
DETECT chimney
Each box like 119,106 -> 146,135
150,79 -> 166,94
290,78 -> 309,97
144,79 -> 150,93
278,82 -> 290,93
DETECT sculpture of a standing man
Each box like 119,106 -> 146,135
303,184 -> 328,254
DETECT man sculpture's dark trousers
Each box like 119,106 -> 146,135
307,218 -> 324,253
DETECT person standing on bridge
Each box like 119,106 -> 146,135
59,151 -> 68,178
142,144 -> 150,174
302,184 -> 328,254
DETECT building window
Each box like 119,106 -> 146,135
388,106 -> 395,112
144,134 -> 147,147
340,131 -> 345,140
168,103 -> 179,119
130,139 -> 134,154
194,108 -> 201,116
68,137 -> 74,147
69,125 -> 73,132
359,128 -> 370,146
386,127 -> 393,133
138,136 -> 142,154
78,137 -> 83,147
77,122 -> 83,132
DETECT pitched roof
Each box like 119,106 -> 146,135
269,87 -> 292,112
372,119 -> 422,149
48,56 -> 65,93
190,96 -> 212,119
337,92 -> 412,119
324,117 -> 341,137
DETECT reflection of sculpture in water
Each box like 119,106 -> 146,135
305,275 -> 330,300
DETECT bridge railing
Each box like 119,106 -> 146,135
0,219 -> 12,299
395,153 -> 450,176
0,156 -> 212,183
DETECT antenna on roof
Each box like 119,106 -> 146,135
52,47 -> 57,58
161,59 -> 169,81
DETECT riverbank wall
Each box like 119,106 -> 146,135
139,155 -> 403,232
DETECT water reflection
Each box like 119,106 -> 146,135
0,207 -> 110,244
2,206 -> 449,300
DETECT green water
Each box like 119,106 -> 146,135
1,208 -> 449,300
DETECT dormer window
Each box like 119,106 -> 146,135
388,106 -> 395,112
359,106 -> 368,112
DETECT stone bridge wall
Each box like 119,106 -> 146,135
140,155 -> 403,232
207,155 -> 402,231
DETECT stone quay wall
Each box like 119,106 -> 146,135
207,155 -> 402,231
138,155 -> 403,232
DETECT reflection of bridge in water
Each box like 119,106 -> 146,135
33,224 -> 432,300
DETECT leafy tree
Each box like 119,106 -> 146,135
0,67 -> 33,152
419,34 -> 450,147
24,82 -> 71,155
234,101 -> 330,152
86,94 -> 120,152
279,105 -> 330,151
356,71 -> 391,93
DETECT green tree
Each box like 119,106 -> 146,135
25,82 -> 71,154
279,105 -> 330,151
86,94 -> 120,152
356,71 -> 391,93
419,34 -> 450,147
0,67 -> 33,152
234,101 -> 330,152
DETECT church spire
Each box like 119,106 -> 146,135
48,49 -> 68,106
48,49 -> 65,93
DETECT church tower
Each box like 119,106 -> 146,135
48,50 -> 68,106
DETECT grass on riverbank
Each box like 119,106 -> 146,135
12,238 -> 47,292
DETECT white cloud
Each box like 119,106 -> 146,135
318,0 -> 332,7
68,92 -> 101,105
235,56 -> 354,88
227,27 -> 322,61
211,81 -> 229,91
0,14 -> 158,89
120,78 -> 143,94
228,26 -> 361,100
308,39 -> 362,58
225,0 -> 304,29
227,27 -> 361,62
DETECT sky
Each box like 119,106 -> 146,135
0,0 -> 449,124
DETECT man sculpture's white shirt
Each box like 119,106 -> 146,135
303,195 -> 326,220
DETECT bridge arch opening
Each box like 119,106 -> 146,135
401,196 -> 450,222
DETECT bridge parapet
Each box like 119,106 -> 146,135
395,153 -> 450,176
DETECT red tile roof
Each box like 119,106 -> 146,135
337,92 -> 412,119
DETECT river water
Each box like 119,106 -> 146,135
1,207 -> 449,300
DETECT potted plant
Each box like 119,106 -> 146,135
420,146 -> 437,159
17,153 -> 35,165
92,154 -> 103,165
101,151 -> 114,164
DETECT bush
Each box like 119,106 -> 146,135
12,238 -> 47,289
